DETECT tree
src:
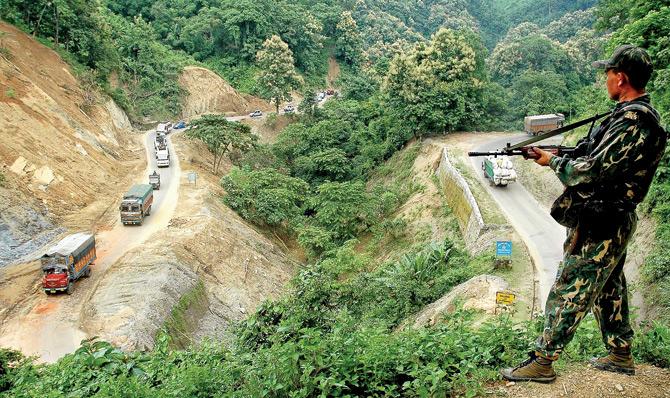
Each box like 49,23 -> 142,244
222,167 -> 309,228
335,11 -> 363,66
383,28 -> 488,134
256,35 -> 303,113
510,70 -> 570,117
186,115 -> 258,174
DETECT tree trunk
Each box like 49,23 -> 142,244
54,3 -> 59,46
34,3 -> 50,37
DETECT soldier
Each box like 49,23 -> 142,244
501,45 -> 667,383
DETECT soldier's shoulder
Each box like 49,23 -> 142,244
619,102 -> 661,126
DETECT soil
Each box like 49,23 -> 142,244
0,22 -> 142,266
490,364 -> 670,398
327,56 -> 341,88
179,66 -> 273,118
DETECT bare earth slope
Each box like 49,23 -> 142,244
0,22 -> 141,266
179,66 -> 272,118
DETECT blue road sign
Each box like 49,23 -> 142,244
496,241 -> 512,256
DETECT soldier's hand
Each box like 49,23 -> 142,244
531,147 -> 554,167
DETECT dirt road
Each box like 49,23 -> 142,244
0,131 -> 180,363
469,134 -> 566,309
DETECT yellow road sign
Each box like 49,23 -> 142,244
496,291 -> 516,305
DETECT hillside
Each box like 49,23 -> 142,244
0,22 -> 141,266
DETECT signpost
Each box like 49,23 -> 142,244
495,291 -> 516,306
494,240 -> 512,269
188,172 -> 198,186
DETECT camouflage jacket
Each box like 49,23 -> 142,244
549,95 -> 667,228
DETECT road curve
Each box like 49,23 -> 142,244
0,130 -> 181,363
469,133 -> 565,310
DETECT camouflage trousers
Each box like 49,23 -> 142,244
536,211 -> 637,359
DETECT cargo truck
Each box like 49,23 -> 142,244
483,155 -> 517,187
41,233 -> 95,295
524,113 -> 565,135
156,148 -> 170,167
120,184 -> 154,225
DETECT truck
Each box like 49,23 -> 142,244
156,121 -> 173,135
149,171 -> 161,190
41,233 -> 95,295
154,133 -> 167,151
482,155 -> 517,187
120,184 -> 154,225
156,148 -> 170,167
524,113 -> 565,135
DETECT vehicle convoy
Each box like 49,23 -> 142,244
149,171 -> 161,190
41,233 -> 95,295
156,148 -> 170,167
483,155 -> 517,187
524,113 -> 565,135
120,184 -> 154,225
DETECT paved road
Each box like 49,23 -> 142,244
0,130 -> 180,363
469,133 -> 566,310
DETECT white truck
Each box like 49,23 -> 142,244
156,148 -> 170,167
483,155 -> 517,187
156,121 -> 173,135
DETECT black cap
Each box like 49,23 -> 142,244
592,45 -> 653,88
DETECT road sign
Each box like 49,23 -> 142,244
188,172 -> 198,185
496,241 -> 512,256
496,291 -> 516,305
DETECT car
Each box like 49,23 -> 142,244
283,104 -> 295,113
174,120 -> 186,129
249,110 -> 263,118
326,88 -> 335,95
316,92 -> 326,102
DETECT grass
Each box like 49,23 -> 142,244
160,280 -> 209,349
450,148 -> 507,225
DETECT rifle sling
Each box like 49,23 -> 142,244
506,112 -> 610,151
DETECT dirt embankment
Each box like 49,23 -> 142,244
0,22 -> 141,265
179,66 -> 272,119
82,133 -> 298,349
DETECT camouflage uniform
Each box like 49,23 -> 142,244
533,95 -> 667,358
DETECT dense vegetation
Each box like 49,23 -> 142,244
2,0 -> 670,396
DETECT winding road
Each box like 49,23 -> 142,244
0,130 -> 180,363
469,133 -> 566,309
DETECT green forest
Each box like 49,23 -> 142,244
2,0 -> 670,396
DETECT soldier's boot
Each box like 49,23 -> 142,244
589,347 -> 635,375
500,351 -> 557,383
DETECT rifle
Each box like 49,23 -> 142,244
468,111 -> 610,159
468,145 -> 576,160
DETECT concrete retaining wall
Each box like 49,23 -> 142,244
435,148 -> 485,253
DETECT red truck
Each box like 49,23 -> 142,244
41,233 -> 95,295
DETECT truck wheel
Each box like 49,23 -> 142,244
84,267 -> 91,277
146,206 -> 151,216
66,282 -> 74,295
